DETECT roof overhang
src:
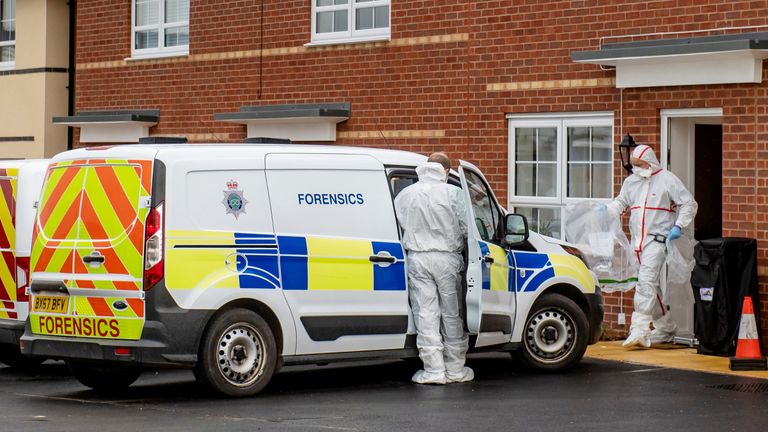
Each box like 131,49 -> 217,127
214,103 -> 350,142
572,31 -> 768,88
53,110 -> 159,143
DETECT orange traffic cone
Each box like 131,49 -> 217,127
729,296 -> 768,371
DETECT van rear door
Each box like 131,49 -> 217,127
0,167 -> 18,320
30,152 -> 157,340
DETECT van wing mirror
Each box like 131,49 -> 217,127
504,213 -> 529,247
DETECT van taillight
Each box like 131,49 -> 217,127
143,203 -> 164,291
16,257 -> 30,302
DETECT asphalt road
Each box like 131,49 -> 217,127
1,353 -> 767,432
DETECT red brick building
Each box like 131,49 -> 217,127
61,0 -> 768,345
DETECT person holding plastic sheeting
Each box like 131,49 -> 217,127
394,152 -> 473,384
606,144 -> 698,348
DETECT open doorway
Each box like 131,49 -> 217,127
661,108 -> 724,240
660,108 -> 723,341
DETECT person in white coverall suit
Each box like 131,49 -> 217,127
607,144 -> 698,348
394,152 -> 474,384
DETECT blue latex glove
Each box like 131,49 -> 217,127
667,225 -> 682,242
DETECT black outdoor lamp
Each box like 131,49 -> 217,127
618,133 -> 637,174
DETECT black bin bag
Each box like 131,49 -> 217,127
691,238 -> 761,356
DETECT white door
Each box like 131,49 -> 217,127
661,108 -> 722,338
265,153 -> 409,355
458,160 -> 516,347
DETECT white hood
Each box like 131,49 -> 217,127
416,162 -> 447,183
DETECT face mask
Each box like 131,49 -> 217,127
633,166 -> 653,178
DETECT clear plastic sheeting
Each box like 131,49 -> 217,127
563,201 -> 638,292
664,233 -> 697,306
666,234 -> 696,285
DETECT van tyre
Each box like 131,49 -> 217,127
68,361 -> 142,393
0,344 -> 44,370
195,308 -> 277,397
513,293 -> 588,372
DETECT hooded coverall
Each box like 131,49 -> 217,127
607,145 -> 698,347
394,162 -> 473,384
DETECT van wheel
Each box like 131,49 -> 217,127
513,293 -> 588,372
68,361 -> 142,393
0,344 -> 44,370
194,308 -> 277,397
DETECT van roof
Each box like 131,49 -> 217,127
54,144 -> 430,167
0,159 -> 50,170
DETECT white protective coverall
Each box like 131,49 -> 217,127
607,145 -> 698,347
394,162 -> 473,384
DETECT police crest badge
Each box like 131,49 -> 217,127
222,180 -> 248,219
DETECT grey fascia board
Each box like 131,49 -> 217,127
214,110 -> 350,122
572,38 -> 768,62
52,109 -> 160,124
603,31 -> 768,50
215,103 -> 351,122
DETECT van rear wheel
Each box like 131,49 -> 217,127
0,344 -> 44,370
513,293 -> 588,372
194,308 -> 277,397
68,361 -> 142,393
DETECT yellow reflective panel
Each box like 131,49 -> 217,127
307,237 -> 373,291
549,254 -> 595,293
488,244 -> 510,292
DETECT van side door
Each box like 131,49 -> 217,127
458,160 -> 517,347
265,153 -> 408,355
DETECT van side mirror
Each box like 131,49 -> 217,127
504,213 -> 529,246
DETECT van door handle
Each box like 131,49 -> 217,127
82,252 -> 105,264
483,254 -> 494,264
369,254 -> 397,264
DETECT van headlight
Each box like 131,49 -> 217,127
562,245 -> 588,267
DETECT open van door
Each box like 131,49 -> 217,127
458,160 -> 516,348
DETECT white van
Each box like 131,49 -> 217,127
0,160 -> 49,368
21,144 -> 602,396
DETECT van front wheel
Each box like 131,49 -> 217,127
195,308 -> 277,397
513,293 -> 588,372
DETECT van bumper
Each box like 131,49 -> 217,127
0,319 -> 24,346
19,282 -> 214,368
586,289 -> 604,345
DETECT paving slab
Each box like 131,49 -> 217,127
586,340 -> 768,380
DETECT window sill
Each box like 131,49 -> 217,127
305,35 -> 391,48
125,50 -> 189,62
0,62 -> 15,72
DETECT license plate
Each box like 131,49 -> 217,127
32,295 -> 69,314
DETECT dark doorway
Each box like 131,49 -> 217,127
694,124 -> 723,240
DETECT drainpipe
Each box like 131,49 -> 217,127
67,0 -> 76,150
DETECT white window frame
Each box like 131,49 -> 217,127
309,0 -> 391,46
130,0 -> 189,60
0,0 -> 15,71
507,112 -> 614,239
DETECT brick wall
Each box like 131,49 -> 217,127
73,0 -> 768,346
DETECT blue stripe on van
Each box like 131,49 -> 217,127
520,267 -> 555,292
371,241 -> 406,291
278,236 -> 308,290
513,251 -> 550,269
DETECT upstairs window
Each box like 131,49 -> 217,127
311,0 -> 390,45
132,0 -> 189,59
0,0 -> 14,69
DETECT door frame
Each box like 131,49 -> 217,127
658,107 -> 722,340
659,107 -> 723,171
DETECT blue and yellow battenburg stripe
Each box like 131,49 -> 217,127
166,231 -> 406,291
478,241 -> 593,293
